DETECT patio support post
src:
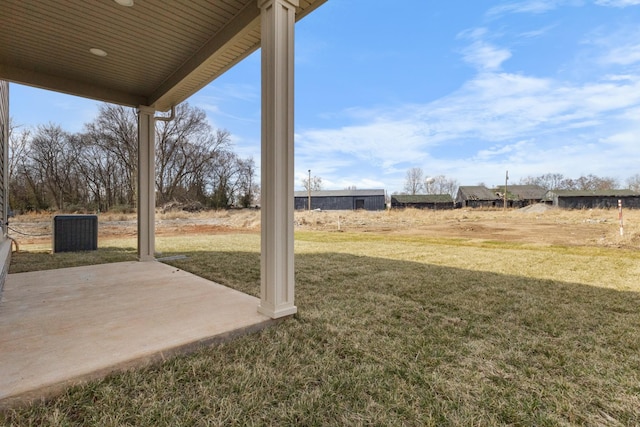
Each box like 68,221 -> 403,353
258,0 -> 298,318
137,106 -> 156,262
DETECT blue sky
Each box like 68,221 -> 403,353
10,0 -> 640,193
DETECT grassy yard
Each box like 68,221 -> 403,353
2,230 -> 640,426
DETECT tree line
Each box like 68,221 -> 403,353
401,167 -> 460,198
519,172 -> 640,192
8,103 -> 258,214
400,168 -> 640,198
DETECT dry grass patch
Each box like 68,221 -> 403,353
8,244 -> 137,274
295,231 -> 640,291
3,230 -> 640,425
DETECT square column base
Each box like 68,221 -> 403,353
258,303 -> 297,319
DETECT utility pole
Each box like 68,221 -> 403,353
504,170 -> 509,211
308,169 -> 311,211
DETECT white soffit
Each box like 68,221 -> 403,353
0,0 -> 325,111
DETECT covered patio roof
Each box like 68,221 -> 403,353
1,0 -> 326,320
0,0 -> 325,111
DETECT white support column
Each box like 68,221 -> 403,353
258,0 -> 298,318
137,106 -> 156,262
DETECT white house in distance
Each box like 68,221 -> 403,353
0,0 -> 328,317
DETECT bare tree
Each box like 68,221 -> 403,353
519,173 -> 566,191
9,102 -> 249,213
8,118 -> 31,183
627,174 -> 640,192
302,175 -> 323,192
207,150 -> 239,208
403,167 -> 424,195
573,174 -> 618,191
155,104 -> 231,205
28,123 -> 80,210
84,104 -> 138,207
8,119 -> 36,212
520,173 -> 619,191
75,133 -> 123,211
424,174 -> 459,198
235,157 -> 257,208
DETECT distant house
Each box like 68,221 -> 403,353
390,194 -> 454,210
543,189 -> 640,209
494,185 -> 547,208
294,189 -> 386,211
455,186 -> 500,208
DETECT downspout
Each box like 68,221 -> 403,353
154,105 -> 175,122
151,105 -> 175,211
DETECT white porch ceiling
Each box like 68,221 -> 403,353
0,0 -> 325,111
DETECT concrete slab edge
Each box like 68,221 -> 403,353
0,316 -> 287,411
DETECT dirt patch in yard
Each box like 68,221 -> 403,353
7,205 -> 640,250
294,205 -> 639,248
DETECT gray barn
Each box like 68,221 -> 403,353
493,185 -> 547,208
543,190 -> 640,209
294,189 -> 386,211
390,194 -> 454,210
455,186 -> 500,208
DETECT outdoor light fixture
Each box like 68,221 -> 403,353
89,48 -> 108,57
114,0 -> 134,6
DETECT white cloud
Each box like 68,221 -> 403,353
462,41 -> 512,71
600,43 -> 640,66
322,177 -> 387,191
431,72 -> 640,137
475,140 -> 532,161
486,0 -> 563,17
457,27 -> 512,72
198,103 -> 221,114
594,0 -> 640,7
296,119 -> 433,169
599,130 -> 640,151
581,24 -> 640,67
295,69 -> 640,191
519,24 -> 557,38
486,0 -> 640,19
197,83 -> 258,104
237,3 -> 640,192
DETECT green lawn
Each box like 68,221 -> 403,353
2,231 -> 640,426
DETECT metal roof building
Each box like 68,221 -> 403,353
493,185 -> 547,208
543,190 -> 640,209
390,194 -> 454,210
496,184 -> 546,201
294,189 -> 386,211
455,186 -> 500,208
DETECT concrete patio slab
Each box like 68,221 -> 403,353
0,261 -> 274,409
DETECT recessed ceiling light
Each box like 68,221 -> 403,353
89,48 -> 108,57
114,0 -> 134,6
